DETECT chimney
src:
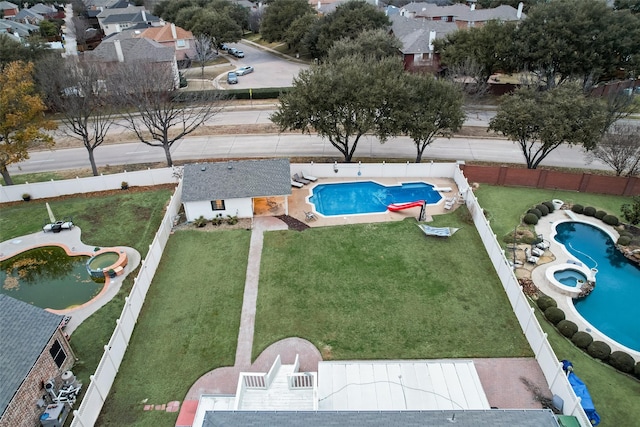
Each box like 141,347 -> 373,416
517,2 -> 524,19
470,3 -> 475,11
428,30 -> 437,52
171,23 -> 177,39
114,39 -> 124,62
141,10 -> 147,22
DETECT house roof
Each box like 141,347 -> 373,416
85,37 -> 175,63
14,9 -> 44,22
137,23 -> 194,42
0,1 -> 18,10
100,9 -> 161,25
182,159 -> 293,202
0,17 -> 38,36
202,409 -> 561,426
390,15 -> 458,54
0,294 -> 63,417
454,5 -> 525,22
29,3 -> 57,15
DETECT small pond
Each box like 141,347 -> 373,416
1,246 -> 103,310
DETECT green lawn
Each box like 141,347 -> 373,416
474,185 -> 631,246
254,211 -> 532,360
97,230 -> 250,426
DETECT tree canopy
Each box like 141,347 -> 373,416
489,85 -> 607,169
261,0 -> 314,42
326,29 -> 401,63
0,61 -> 56,185
587,123 -> 640,177
271,55 -> 405,162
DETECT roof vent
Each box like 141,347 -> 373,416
227,161 -> 233,170
201,166 -> 206,171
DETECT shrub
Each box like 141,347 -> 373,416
211,213 -> 224,226
583,206 -> 596,217
557,320 -> 578,338
572,204 -> 584,214
194,216 -> 207,228
21,193 -> 31,201
571,331 -> 593,349
544,307 -> 565,325
602,215 -> 619,226
617,236 -> 632,246
635,362 -> 640,380
543,201 -> 555,212
527,208 -> 542,218
594,210 -> 607,220
523,213 -> 539,225
587,341 -> 611,360
226,215 -> 238,225
536,204 -> 550,216
537,295 -> 557,311
608,351 -> 635,373
120,181 -> 129,190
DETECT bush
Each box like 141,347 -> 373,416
635,362 -> 640,380
571,204 -> 584,214
536,204 -> 550,216
617,236 -> 632,246
523,213 -> 539,225
608,351 -> 635,373
194,215 -> 207,228
537,295 -> 557,311
583,206 -> 596,217
226,215 -> 238,225
21,193 -> 31,201
120,181 -> 129,190
544,307 -> 565,325
527,208 -> 542,218
571,331 -> 593,349
557,320 -> 578,338
587,341 -> 611,360
543,201 -> 555,212
602,215 -> 619,226
595,210 -> 607,220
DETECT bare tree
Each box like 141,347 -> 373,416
601,89 -> 638,133
586,123 -> 640,176
70,16 -> 92,48
444,58 -> 491,101
42,57 -> 118,176
113,61 -> 226,167
193,33 -> 217,79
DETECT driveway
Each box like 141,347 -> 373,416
216,41 -> 309,89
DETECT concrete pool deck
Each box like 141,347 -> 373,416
0,226 -> 140,335
529,209 -> 640,361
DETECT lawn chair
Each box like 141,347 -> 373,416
444,196 -> 457,210
293,173 -> 310,185
304,211 -> 317,221
291,180 -> 304,188
301,171 -> 318,182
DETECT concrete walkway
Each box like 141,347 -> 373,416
0,226 -> 140,334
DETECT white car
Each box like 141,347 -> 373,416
236,66 -> 254,76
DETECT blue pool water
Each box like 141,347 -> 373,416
308,181 -> 442,216
554,222 -> 640,351
553,269 -> 588,287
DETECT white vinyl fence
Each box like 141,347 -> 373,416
0,168 -> 177,203
453,167 -> 591,427
69,179 -> 183,427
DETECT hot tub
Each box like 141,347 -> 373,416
86,249 -> 128,279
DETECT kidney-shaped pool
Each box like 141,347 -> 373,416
553,221 -> 640,351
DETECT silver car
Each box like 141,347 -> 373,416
236,66 -> 254,76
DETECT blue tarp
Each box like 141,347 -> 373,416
562,360 -> 601,426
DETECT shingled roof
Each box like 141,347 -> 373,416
182,159 -> 292,202
203,409 -> 561,426
85,37 -> 175,63
0,295 -> 63,417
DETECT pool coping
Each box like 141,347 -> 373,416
531,210 -> 640,361
0,226 -> 140,335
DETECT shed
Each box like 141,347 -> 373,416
182,159 -> 293,221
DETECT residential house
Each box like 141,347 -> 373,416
0,295 -> 75,427
189,356 -> 560,427
0,1 -> 18,18
97,5 -> 162,37
0,18 -> 38,40
402,2 -> 525,29
12,8 -> 46,25
390,14 -> 458,72
84,36 -> 180,88
181,159 -> 293,221
29,3 -> 62,20
134,23 -> 196,63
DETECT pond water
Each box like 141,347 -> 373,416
1,246 -> 103,310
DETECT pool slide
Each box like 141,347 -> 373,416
387,200 -> 425,212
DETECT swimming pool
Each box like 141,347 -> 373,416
553,269 -> 588,287
0,246 -> 103,311
553,221 -> 640,351
308,181 -> 443,216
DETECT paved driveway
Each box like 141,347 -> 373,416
217,41 -> 309,89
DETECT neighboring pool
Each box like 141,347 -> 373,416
554,221 -> 640,351
0,246 -> 103,311
308,181 -> 442,216
553,269 -> 588,287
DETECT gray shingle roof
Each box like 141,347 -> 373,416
85,37 -> 175,63
100,10 -> 160,25
0,295 -> 63,417
390,15 -> 458,54
203,409 -> 561,426
182,159 -> 292,202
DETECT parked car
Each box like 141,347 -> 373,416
233,50 -> 244,58
220,44 -> 229,51
236,66 -> 254,76
227,72 -> 238,84
227,48 -> 237,56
